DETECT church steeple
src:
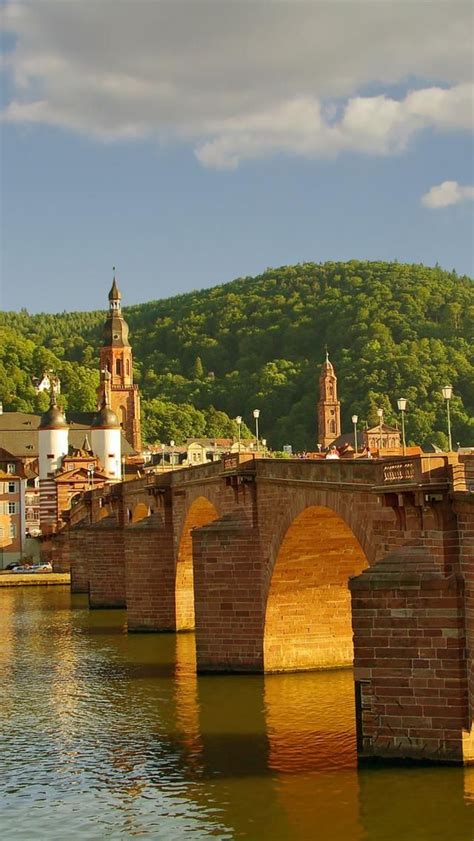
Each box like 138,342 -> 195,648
98,271 -> 141,452
317,351 -> 341,449
108,271 -> 122,313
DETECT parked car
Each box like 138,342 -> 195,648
11,563 -> 52,574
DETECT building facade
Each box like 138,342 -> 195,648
0,451 -> 25,567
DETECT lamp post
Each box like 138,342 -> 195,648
262,438 -> 267,457
236,416 -> 242,453
442,386 -> 453,451
376,408 -> 384,451
161,442 -> 165,471
351,414 -> 358,453
253,409 -> 260,451
397,398 -> 407,456
170,439 -> 175,470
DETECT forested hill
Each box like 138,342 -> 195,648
1,260 -> 473,450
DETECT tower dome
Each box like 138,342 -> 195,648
102,273 -> 130,347
91,404 -> 120,429
39,397 -> 68,429
108,277 -> 122,303
320,350 -> 335,377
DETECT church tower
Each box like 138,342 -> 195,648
99,273 -> 141,452
317,352 -> 341,449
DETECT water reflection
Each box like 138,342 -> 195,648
0,587 -> 473,841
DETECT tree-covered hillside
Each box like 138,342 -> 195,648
1,261 -> 472,449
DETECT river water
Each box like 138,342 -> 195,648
1,587 -> 473,841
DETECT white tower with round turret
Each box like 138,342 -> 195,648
91,399 -> 122,481
38,397 -> 69,480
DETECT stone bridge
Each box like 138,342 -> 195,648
50,453 -> 474,765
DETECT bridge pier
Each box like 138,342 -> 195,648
87,516 -> 126,609
124,514 -> 176,631
49,529 -> 70,573
69,527 -> 90,593
350,546 -> 473,765
193,514 -> 264,672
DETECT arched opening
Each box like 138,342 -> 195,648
264,506 -> 369,672
116,358 -> 122,376
131,502 -> 149,523
125,359 -> 130,377
119,406 -> 127,426
176,496 -> 219,631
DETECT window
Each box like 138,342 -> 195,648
116,358 -> 122,376
126,359 -> 130,376
8,482 -> 15,494
9,522 -> 17,539
7,463 -> 16,474
8,502 -> 17,515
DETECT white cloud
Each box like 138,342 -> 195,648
196,84 -> 473,169
421,181 -> 474,208
2,0 -> 474,167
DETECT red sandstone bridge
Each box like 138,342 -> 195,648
50,453 -> 474,765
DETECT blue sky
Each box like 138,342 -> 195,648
1,1 -> 473,314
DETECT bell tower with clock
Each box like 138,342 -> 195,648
98,272 -> 141,452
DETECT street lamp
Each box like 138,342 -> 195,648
236,416 -> 242,453
442,386 -> 453,451
376,408 -> 384,451
351,414 -> 358,453
262,438 -> 267,457
253,409 -> 260,451
170,439 -> 175,470
397,398 -> 407,456
161,442 -> 165,471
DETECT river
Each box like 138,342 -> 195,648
1,587 -> 473,840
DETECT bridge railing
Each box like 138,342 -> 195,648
379,454 -> 455,486
382,461 -> 416,483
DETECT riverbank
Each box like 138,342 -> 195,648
0,572 -> 70,587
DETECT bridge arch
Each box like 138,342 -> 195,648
131,501 -> 150,523
176,495 -> 219,630
263,504 -> 369,672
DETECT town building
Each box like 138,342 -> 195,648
143,437 -> 258,471
0,449 -> 25,567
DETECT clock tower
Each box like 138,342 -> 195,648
98,274 -> 141,452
